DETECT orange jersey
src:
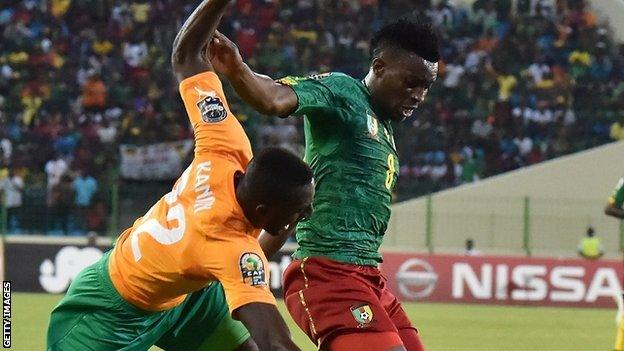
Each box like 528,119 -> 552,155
109,71 -> 276,313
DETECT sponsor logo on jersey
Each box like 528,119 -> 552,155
366,113 -> 379,140
277,73 -> 332,86
240,252 -> 267,287
306,72 -> 332,80
195,87 -> 227,123
350,303 -> 374,327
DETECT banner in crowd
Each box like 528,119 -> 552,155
381,253 -> 623,308
119,140 -> 194,180
4,243 -> 294,296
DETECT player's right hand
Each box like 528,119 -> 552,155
209,31 -> 244,77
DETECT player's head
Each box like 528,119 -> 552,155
366,19 -> 440,122
237,147 -> 314,235
466,238 -> 474,250
586,227 -> 595,237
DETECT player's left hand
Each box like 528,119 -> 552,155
208,31 -> 244,77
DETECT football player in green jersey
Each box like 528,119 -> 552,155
211,19 -> 439,350
605,177 -> 624,351
606,177 -> 624,219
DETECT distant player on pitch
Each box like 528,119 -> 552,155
47,1 -> 313,350
210,18 -> 439,350
606,177 -> 624,220
606,176 -> 624,351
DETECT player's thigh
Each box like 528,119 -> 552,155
397,328 -> 425,351
156,282 -> 251,351
325,331 -> 405,351
379,286 -> 424,351
48,259 -> 161,350
283,258 -> 399,347
49,309 -> 164,351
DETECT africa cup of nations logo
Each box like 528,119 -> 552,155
350,303 -> 374,327
240,252 -> 267,287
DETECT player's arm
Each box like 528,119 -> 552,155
258,226 -> 296,259
605,204 -> 624,219
171,0 -> 232,83
234,303 -> 300,351
209,31 -> 298,116
195,237 -> 299,350
605,179 -> 624,219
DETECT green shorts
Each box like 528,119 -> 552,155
47,251 -> 249,351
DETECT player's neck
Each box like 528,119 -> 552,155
363,71 -> 391,122
234,172 -> 261,228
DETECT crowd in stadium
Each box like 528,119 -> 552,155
1,0 -> 623,234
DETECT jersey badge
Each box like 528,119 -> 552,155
195,87 -> 227,123
240,252 -> 267,287
366,113 -> 379,140
351,303 -> 374,327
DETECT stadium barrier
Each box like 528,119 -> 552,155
386,195 -> 624,258
3,193 -> 623,258
3,236 -> 621,309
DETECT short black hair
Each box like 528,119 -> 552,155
245,147 -> 313,206
371,19 -> 440,62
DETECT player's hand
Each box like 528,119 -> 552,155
209,31 -> 244,77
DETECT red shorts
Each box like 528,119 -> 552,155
283,256 -> 422,349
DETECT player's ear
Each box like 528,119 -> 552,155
371,57 -> 386,77
255,204 -> 268,218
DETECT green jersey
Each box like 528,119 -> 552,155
278,73 -> 399,266
609,178 -> 624,209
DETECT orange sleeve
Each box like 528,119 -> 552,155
194,234 -> 277,313
179,71 -> 252,158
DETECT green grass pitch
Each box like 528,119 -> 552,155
13,293 -> 615,350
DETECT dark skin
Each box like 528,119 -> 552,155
605,204 -> 624,219
234,171 -> 314,255
209,31 -> 438,121
171,1 -> 306,350
364,46 -> 438,122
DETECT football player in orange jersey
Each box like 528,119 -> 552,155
47,1 -> 313,350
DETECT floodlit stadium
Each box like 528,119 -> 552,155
1,0 -> 624,350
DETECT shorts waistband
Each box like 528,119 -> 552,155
96,250 -> 155,316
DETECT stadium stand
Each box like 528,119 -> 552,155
0,0 -> 622,235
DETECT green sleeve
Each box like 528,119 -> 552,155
609,178 -> 624,208
277,73 -> 352,118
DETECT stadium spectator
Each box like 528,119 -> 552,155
82,72 -> 107,112
86,231 -> 98,247
0,166 -> 24,233
611,119 -> 624,141
464,238 -> 482,256
22,172 -> 47,234
0,0 -> 622,230
44,154 -> 68,191
48,174 -> 74,235
577,226 -> 604,260
72,169 -> 98,234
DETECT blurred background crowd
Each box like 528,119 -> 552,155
0,0 -> 622,235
